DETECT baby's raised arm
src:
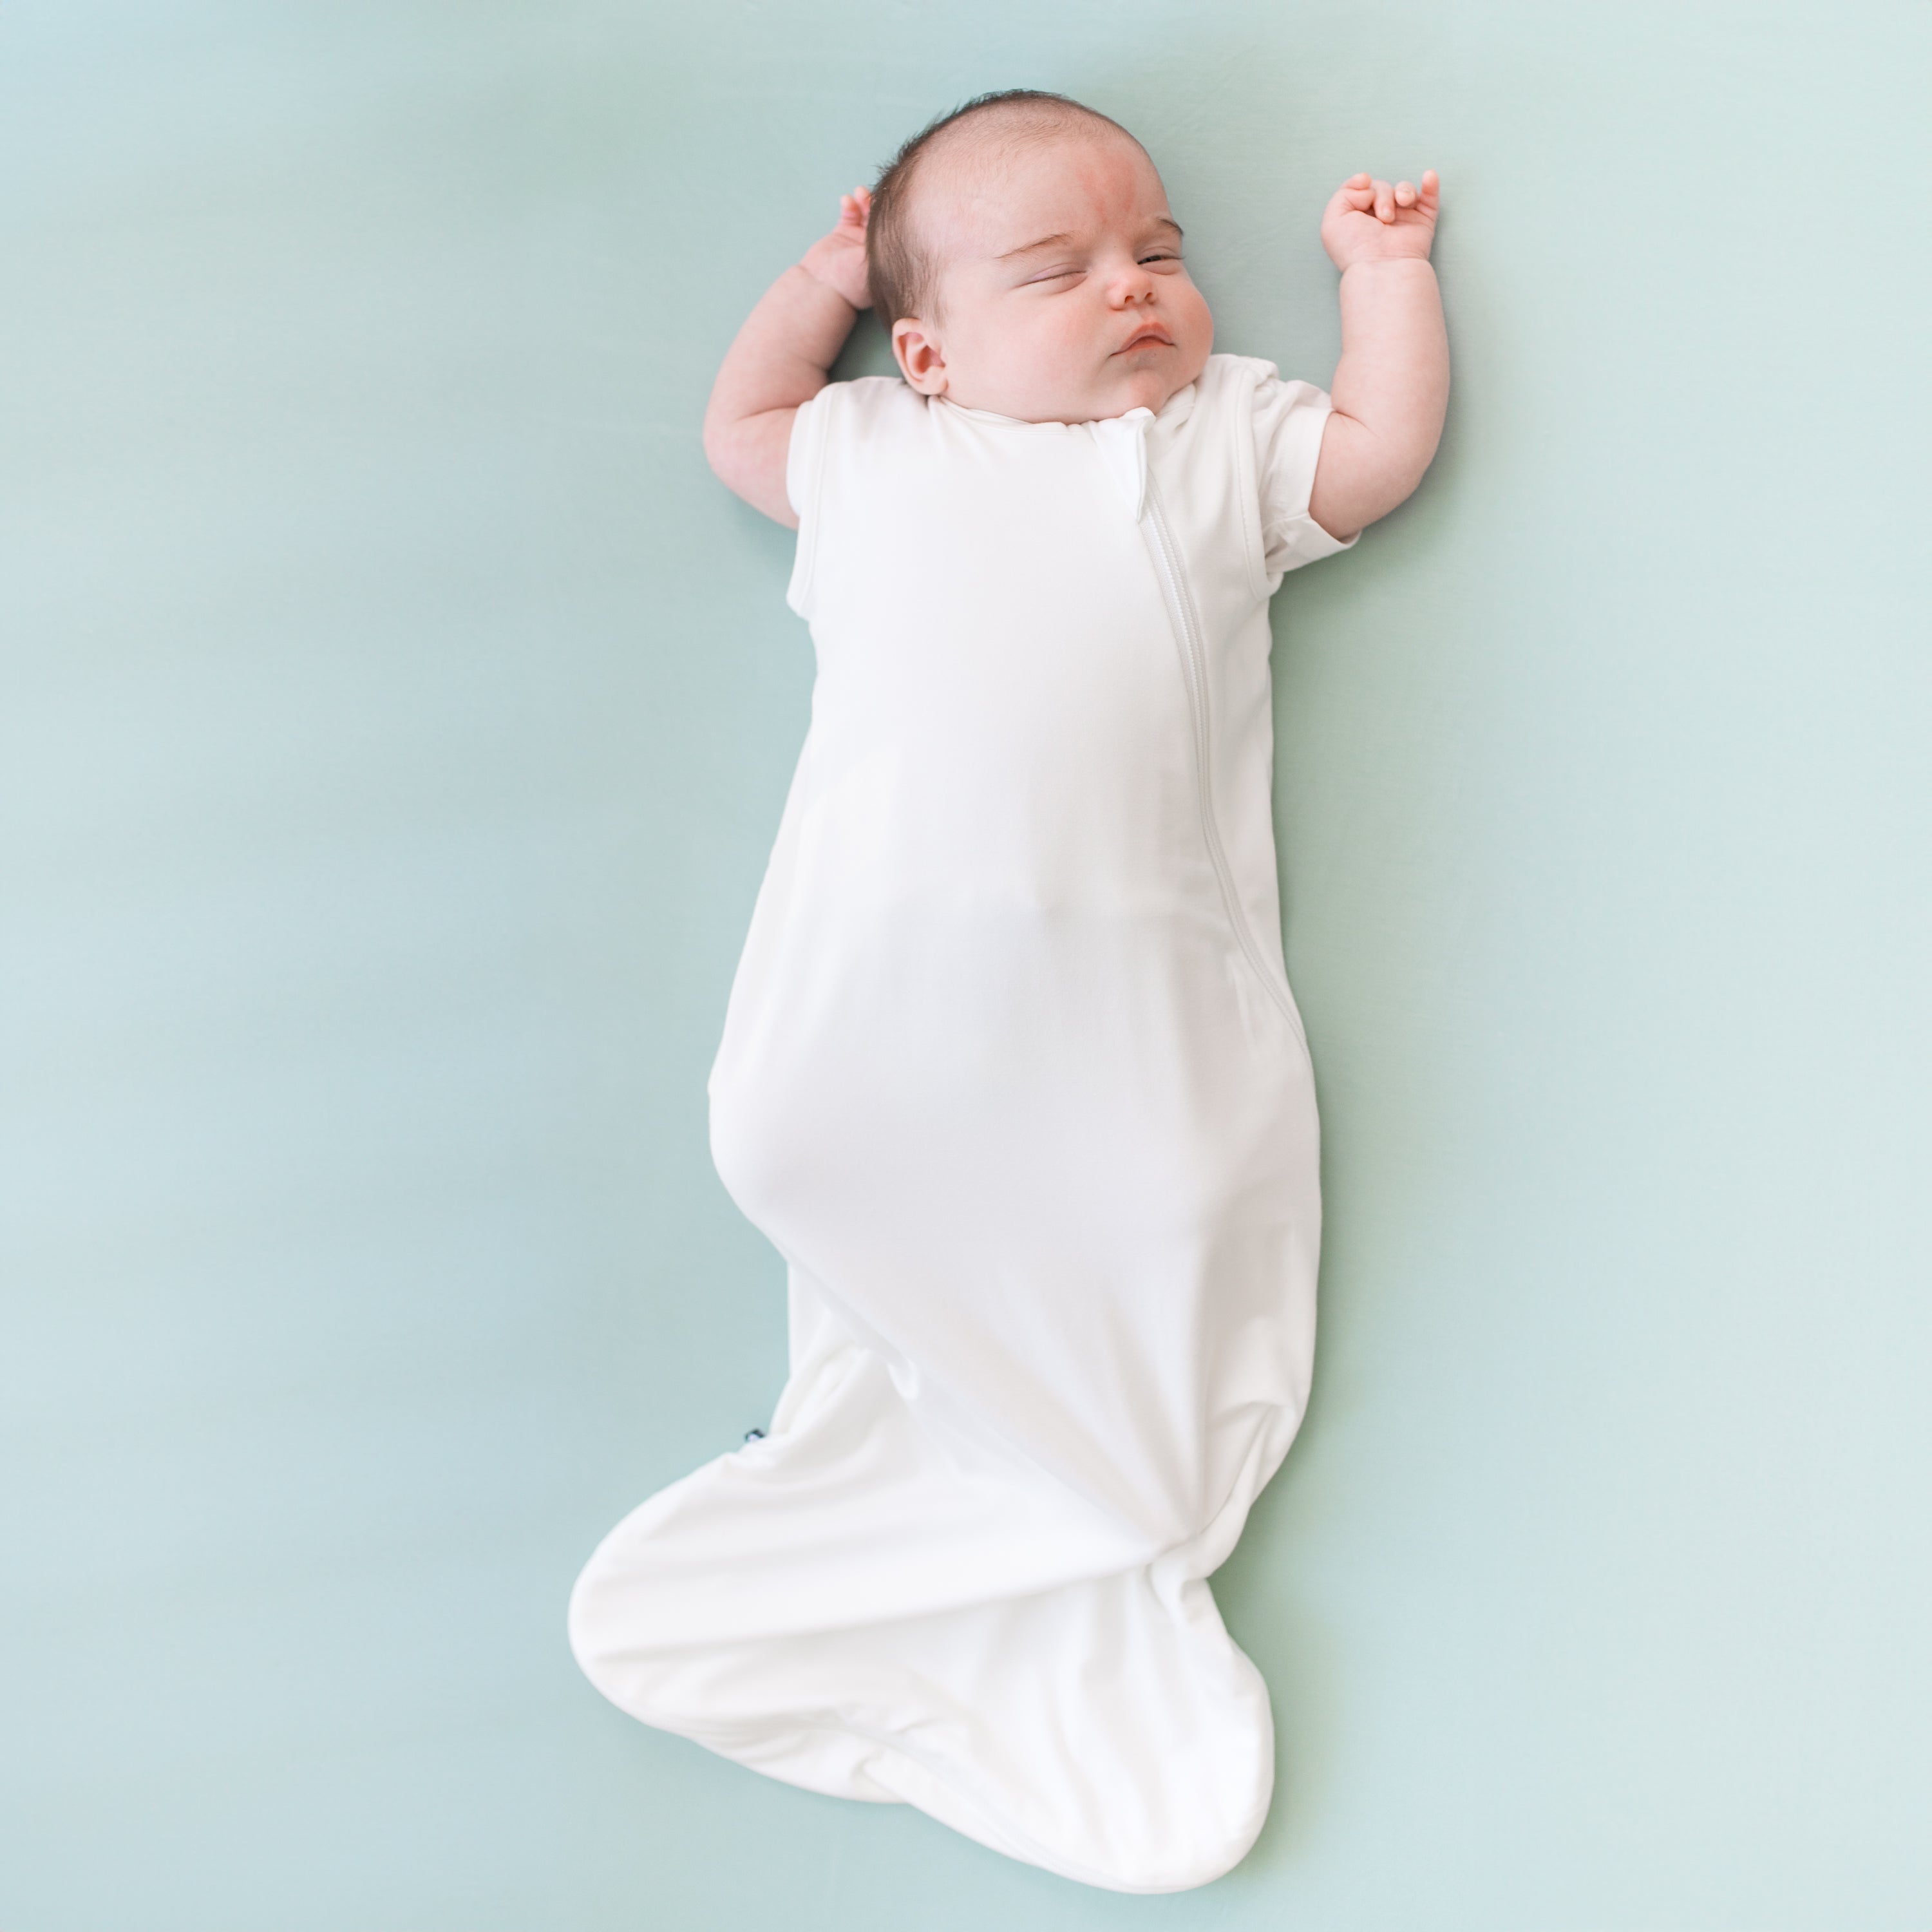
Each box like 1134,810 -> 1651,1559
1307,171 -> 1450,544
702,189 -> 873,530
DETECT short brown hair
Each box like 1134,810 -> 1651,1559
866,89 -> 1146,328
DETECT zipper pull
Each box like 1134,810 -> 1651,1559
1091,405 -> 1154,520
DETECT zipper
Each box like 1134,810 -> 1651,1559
1140,464 -> 1308,1053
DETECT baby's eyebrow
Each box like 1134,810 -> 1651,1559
996,231 -> 1079,261
994,216 -> 1183,262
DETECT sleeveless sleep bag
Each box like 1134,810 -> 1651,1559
569,352 -> 1358,1893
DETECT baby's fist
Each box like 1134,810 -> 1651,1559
799,185 -> 874,310
1320,169 -> 1439,272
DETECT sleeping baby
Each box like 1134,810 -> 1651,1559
569,87 -> 1448,1893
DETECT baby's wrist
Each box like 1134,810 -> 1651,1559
1337,255 -> 1436,278
794,258 -> 860,307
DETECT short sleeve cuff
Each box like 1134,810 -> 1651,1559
784,387 -> 833,620
1254,375 -> 1362,587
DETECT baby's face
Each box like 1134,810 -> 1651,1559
890,130 -> 1213,424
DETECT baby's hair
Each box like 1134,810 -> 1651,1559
866,88 -> 1147,329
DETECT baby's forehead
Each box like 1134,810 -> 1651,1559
916,122 -> 1157,253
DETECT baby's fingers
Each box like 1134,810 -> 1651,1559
1394,180 -> 1417,209
1372,177 -> 1396,222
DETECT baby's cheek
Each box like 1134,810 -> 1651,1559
1063,303 -> 1115,363
1016,309 -> 1086,383
1177,284 -> 1214,349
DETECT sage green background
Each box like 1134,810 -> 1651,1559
3,1 -> 1927,1926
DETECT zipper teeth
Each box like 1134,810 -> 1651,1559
1143,471 -> 1305,1045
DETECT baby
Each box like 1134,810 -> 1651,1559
570,90 -> 1447,1894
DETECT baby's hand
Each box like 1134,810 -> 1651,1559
1320,169 -> 1439,272
799,185 -> 875,310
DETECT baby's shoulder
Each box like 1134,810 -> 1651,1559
1197,352 -> 1294,404
802,375 -> 924,428
789,378 -> 927,505
1202,350 -> 1278,381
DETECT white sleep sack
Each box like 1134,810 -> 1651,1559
569,352 -> 1359,1893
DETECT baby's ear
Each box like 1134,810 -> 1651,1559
891,319 -> 947,395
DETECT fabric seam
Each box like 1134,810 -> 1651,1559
785,389 -> 831,620
1230,358 -> 1275,609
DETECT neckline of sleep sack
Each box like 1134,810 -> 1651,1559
932,381 -> 1198,434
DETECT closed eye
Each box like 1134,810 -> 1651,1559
1028,252 -> 1183,285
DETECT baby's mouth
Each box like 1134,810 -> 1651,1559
1115,324 -> 1174,353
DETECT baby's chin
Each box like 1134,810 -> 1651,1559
1099,355 -> 1195,419
945,358 -> 1199,426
